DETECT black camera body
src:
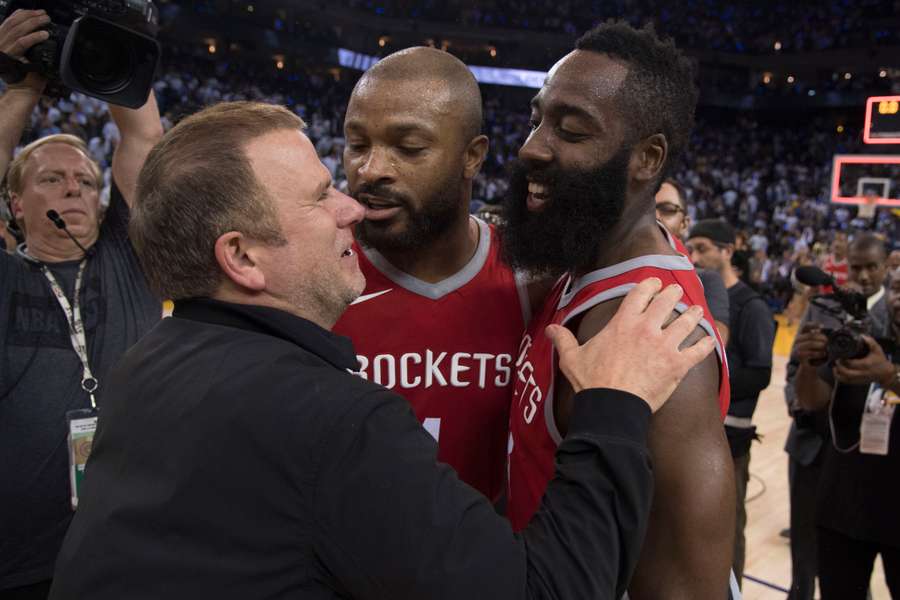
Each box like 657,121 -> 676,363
796,265 -> 877,361
0,0 -> 160,108
821,319 -> 870,361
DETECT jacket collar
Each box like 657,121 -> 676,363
173,298 -> 359,372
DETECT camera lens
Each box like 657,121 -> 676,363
828,329 -> 869,360
69,20 -> 136,94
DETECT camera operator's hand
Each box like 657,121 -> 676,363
0,9 -> 50,93
834,336 -> 895,387
792,323 -> 829,367
547,278 -> 715,413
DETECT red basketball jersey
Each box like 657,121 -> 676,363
333,218 -> 527,501
506,241 -> 730,531
822,255 -> 849,287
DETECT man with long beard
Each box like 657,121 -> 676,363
502,22 -> 736,598
333,47 -> 531,502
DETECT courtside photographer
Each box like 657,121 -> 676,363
0,6 -> 162,596
791,234 -> 899,598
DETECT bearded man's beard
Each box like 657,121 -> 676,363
355,179 -> 461,253
499,146 -> 630,277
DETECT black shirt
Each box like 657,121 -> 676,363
51,298 -> 655,599
726,280 -> 776,419
0,186 -> 160,590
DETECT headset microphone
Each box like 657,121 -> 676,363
46,210 -> 91,257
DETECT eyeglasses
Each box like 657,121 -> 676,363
655,202 -> 685,217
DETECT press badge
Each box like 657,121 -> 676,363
860,386 -> 895,456
67,408 -> 98,510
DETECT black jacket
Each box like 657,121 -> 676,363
51,298 -> 654,600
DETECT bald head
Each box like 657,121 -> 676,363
354,47 -> 482,140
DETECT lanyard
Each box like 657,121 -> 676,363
41,260 -> 99,408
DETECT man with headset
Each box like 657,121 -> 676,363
0,9 -> 163,597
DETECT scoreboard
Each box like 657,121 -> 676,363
864,95 -> 900,144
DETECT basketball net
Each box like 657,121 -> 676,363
859,191 -> 878,219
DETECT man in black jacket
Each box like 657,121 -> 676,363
782,233 -> 891,599
50,101 -> 716,600
792,236 -> 897,599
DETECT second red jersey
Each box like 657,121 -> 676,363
822,255 -> 849,287
333,218 -> 527,501
506,244 -> 730,531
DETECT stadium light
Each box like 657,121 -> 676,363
337,47 -> 546,89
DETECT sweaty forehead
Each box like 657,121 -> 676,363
30,143 -> 92,171
536,50 -> 629,111
656,182 -> 682,207
347,76 -> 455,131
686,236 -> 715,249
849,246 -> 885,265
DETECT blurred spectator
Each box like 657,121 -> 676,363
822,231 -> 849,286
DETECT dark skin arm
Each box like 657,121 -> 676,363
554,297 -> 735,599
791,323 -> 834,412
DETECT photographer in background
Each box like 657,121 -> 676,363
0,9 -> 163,598
792,234 -> 898,599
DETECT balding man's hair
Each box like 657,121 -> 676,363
132,101 -> 302,300
6,134 -> 102,196
849,232 -> 887,257
356,47 -> 483,140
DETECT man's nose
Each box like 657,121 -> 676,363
334,190 -> 366,228
518,128 -> 553,166
356,147 -> 396,186
65,176 -> 81,196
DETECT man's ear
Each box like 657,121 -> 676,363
631,133 -> 668,183
723,244 -> 735,262
8,193 -> 27,236
9,193 -> 24,221
463,134 -> 490,180
214,231 -> 266,292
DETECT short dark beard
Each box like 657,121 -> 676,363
499,146 -> 630,277
355,180 -> 461,253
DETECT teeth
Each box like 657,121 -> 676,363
342,248 -> 354,257
528,182 -> 549,196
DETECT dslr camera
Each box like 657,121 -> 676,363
796,265 -> 888,361
0,0 -> 160,108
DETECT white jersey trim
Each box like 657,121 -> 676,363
514,270 -> 533,326
558,254 -> 694,311
360,217 -> 492,301
544,284 -> 727,447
